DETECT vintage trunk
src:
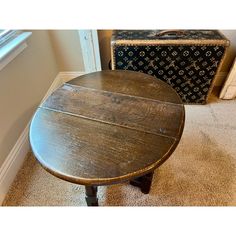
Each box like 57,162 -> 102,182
111,30 -> 230,104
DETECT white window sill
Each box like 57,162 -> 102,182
0,32 -> 32,71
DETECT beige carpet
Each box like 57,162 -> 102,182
3,93 -> 236,206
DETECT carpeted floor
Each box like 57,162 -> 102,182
3,93 -> 236,206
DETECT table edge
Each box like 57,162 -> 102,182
29,108 -> 185,186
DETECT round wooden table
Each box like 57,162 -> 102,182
29,70 -> 185,206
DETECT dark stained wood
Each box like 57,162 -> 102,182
30,108 -> 177,185
67,70 -> 183,104
41,84 -> 184,139
29,70 -> 185,203
85,186 -> 98,206
130,172 -> 154,194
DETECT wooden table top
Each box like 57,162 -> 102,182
29,70 -> 185,186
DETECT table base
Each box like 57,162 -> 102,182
85,186 -> 98,206
129,172 -> 154,194
85,172 -> 154,206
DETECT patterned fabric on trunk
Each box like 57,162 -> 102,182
112,30 -> 228,104
114,44 -> 225,103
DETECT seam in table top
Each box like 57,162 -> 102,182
64,82 -> 184,107
38,106 -> 178,141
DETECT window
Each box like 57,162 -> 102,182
0,30 -> 19,47
0,30 -> 32,71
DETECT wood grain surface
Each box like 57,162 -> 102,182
42,84 -> 183,139
68,70 -> 183,104
30,70 -> 185,185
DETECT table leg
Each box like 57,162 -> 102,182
130,172 -> 154,194
85,186 -> 98,206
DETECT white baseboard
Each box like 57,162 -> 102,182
40,73 -> 64,104
58,71 -> 86,83
0,71 -> 87,205
0,123 -> 30,205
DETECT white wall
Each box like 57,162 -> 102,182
0,30 -> 59,167
49,30 -> 85,71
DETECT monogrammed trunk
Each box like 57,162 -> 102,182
111,30 -> 229,104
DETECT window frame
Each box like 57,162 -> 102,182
0,30 -> 19,47
0,30 -> 32,71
